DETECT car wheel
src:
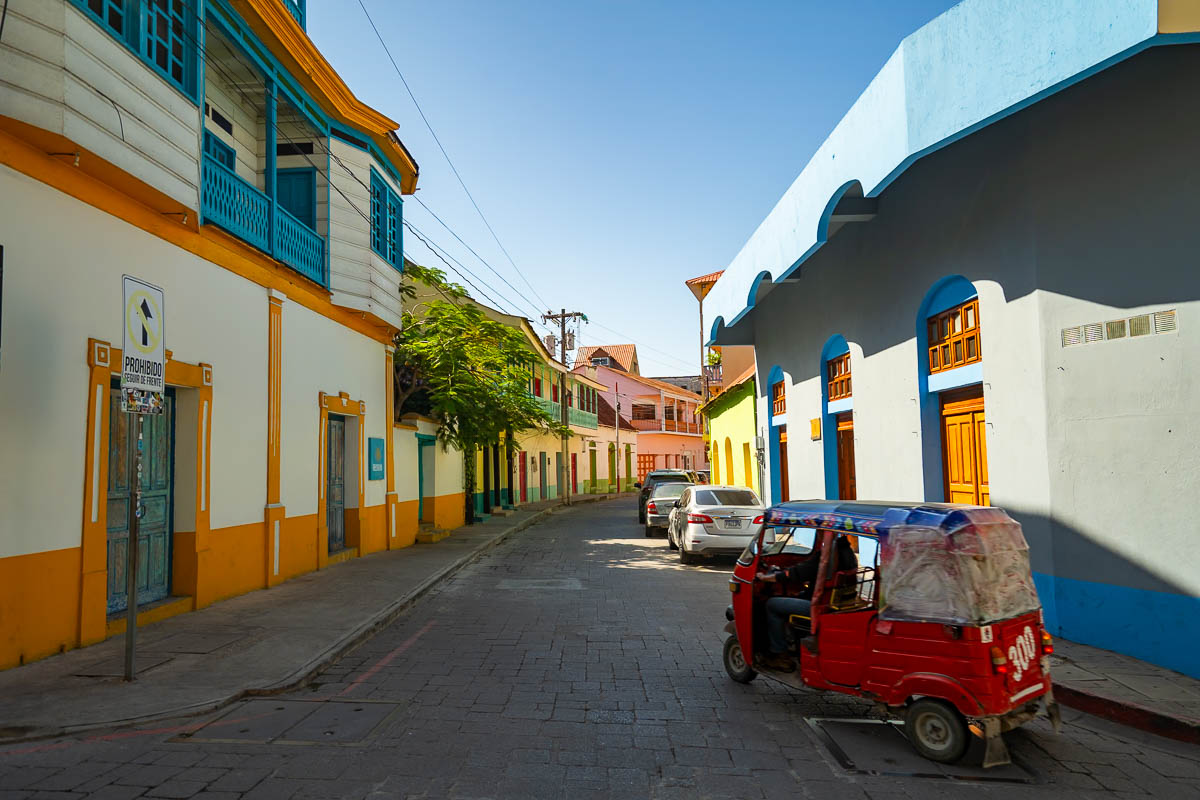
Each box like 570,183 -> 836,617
644,524 -> 654,538
638,508 -> 646,524
723,635 -> 757,683
904,699 -> 969,764
668,526 -> 678,551
678,544 -> 696,565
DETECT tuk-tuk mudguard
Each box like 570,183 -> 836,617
885,672 -> 984,716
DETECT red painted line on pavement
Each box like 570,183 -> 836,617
338,621 -> 436,698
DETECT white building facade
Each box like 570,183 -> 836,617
0,0 -> 447,669
705,1 -> 1200,677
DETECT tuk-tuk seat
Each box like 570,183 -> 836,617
829,568 -> 875,612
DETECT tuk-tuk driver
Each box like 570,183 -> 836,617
757,535 -> 858,671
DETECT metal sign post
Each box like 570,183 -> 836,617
119,276 -> 166,682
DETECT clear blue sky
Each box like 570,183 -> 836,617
310,0 -> 959,376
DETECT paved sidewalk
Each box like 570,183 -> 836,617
0,495 -> 622,743
1051,637 -> 1200,744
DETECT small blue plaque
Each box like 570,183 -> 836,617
368,437 -> 385,480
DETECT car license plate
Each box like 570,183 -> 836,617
722,519 -> 741,529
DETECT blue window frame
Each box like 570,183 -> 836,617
369,168 -> 402,269
71,0 -> 198,101
203,130 -> 236,171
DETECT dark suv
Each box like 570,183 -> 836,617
637,470 -> 695,523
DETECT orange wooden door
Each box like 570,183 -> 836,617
778,427 -> 790,502
836,413 -> 856,500
941,389 -> 989,506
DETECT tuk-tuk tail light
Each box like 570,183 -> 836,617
990,646 -> 1009,675
728,579 -> 739,593
1042,631 -> 1054,655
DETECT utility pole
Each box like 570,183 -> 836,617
542,309 -> 586,504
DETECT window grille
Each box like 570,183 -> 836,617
827,353 -> 851,400
771,381 -> 786,416
928,298 -> 981,374
73,0 -> 197,100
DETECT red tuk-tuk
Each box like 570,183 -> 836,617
722,501 -> 1061,767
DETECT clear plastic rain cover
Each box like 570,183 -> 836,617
879,508 -> 1040,624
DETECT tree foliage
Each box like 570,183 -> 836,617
393,263 -> 565,455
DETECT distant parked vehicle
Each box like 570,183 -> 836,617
695,470 -> 711,484
636,470 -> 694,523
668,486 -> 765,565
644,482 -> 690,538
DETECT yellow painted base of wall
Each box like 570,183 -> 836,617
394,499 -> 418,548
416,528 -> 451,544
0,548 -> 82,670
0,501 -> 430,672
428,492 -> 466,531
326,547 -> 359,566
105,595 -> 194,638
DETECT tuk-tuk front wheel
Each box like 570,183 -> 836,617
904,699 -> 969,764
723,635 -> 757,684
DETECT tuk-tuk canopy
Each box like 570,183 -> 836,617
765,501 -> 1041,625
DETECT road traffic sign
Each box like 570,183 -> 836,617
120,276 -> 165,415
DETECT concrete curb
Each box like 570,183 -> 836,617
1055,683 -> 1200,746
0,496 -> 617,746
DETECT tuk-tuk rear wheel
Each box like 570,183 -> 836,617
723,635 -> 757,684
904,699 -> 969,764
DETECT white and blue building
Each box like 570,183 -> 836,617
705,0 -> 1200,677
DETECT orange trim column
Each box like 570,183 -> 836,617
317,393 -> 330,569
265,290 -> 286,586
191,363 -> 215,607
385,346 -> 399,549
79,340 -> 115,647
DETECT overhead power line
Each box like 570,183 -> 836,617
356,0 -> 554,313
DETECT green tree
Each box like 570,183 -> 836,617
393,264 -> 565,521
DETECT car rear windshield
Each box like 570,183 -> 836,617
651,483 -> 689,499
696,489 -> 759,506
650,473 -> 690,484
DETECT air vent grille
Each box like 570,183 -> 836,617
1061,308 -> 1177,348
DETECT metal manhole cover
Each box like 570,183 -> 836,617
174,698 -> 402,746
497,578 -> 582,590
806,718 -> 1038,784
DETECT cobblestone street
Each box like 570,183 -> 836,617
2,500 -> 1198,799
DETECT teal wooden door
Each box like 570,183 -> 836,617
277,168 -> 316,229
107,388 -> 174,615
327,416 -> 345,552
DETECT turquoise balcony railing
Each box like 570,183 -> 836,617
282,0 -> 305,28
202,155 -> 269,252
202,153 -> 326,286
536,396 -> 558,418
275,205 -> 325,285
570,408 -> 598,429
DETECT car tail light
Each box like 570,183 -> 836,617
752,515 -> 764,524
1042,631 -> 1054,655
990,646 -> 1008,675
647,502 -> 657,513
687,513 -> 714,524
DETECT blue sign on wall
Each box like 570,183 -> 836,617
368,437 -> 385,480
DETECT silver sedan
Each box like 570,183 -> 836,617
644,482 -> 690,537
667,486 -> 765,565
